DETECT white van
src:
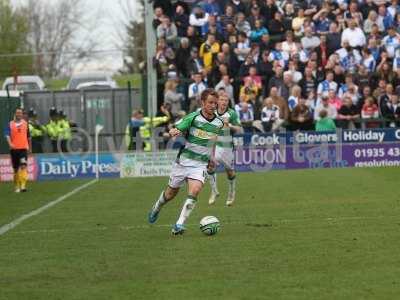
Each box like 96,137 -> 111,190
67,72 -> 118,90
2,75 -> 46,91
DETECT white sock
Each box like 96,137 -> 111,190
228,176 -> 236,197
153,191 -> 166,212
208,171 -> 219,195
176,197 -> 197,225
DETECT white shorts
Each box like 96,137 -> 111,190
215,146 -> 235,171
168,162 -> 207,188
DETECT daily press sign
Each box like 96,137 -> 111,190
235,128 -> 400,146
37,153 -> 120,180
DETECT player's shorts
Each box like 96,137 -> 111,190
168,162 -> 207,189
10,149 -> 28,171
215,146 -> 235,171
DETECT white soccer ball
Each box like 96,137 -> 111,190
199,216 -> 220,236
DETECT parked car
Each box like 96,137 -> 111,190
2,75 -> 46,91
67,72 -> 118,90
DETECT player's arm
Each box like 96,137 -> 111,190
228,111 -> 244,134
4,124 -> 14,149
27,124 -> 32,153
169,112 -> 196,138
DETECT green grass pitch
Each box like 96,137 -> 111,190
0,167 -> 400,299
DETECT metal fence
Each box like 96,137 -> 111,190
20,88 -> 142,153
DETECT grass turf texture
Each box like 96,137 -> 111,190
0,167 -> 399,300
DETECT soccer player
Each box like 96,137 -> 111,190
148,89 -> 224,235
207,92 -> 243,206
5,108 -> 31,193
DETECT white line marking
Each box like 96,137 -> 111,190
0,179 -> 97,236
10,214 -> 400,235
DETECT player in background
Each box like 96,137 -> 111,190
148,89 -> 224,235
4,108 -> 31,193
208,92 -> 243,206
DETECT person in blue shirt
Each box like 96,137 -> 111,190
249,19 -> 269,43
201,0 -> 222,17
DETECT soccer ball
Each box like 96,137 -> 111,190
200,216 -> 220,236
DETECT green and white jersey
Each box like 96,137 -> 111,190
216,108 -> 241,149
175,110 -> 224,167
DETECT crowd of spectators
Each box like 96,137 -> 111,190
151,0 -> 400,132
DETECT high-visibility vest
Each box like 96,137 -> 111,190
29,121 -> 44,138
58,119 -> 72,140
46,120 -> 60,140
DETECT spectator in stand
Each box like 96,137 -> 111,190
267,64 -> 285,96
235,12 -> 251,36
248,4 -> 264,29
317,71 -> 338,99
382,26 -> 400,58
361,97 -> 380,128
292,7 -> 306,38
344,2 -> 363,25
269,86 -> 289,122
337,96 -> 360,129
299,66 -> 318,98
150,0 -> 400,131
338,74 -> 358,99
341,19 -> 366,49
282,31 -> 299,57
202,15 -> 223,38
164,80 -> 184,119
250,19 -> 269,43
215,75 -> 234,106
188,72 -> 207,112
153,6 -> 164,29
314,96 -> 337,121
287,59 -> 303,83
189,5 -> 209,33
290,98 -> 314,131
378,83 -> 396,114
313,8 -> 331,35
382,94 -> 400,127
174,5 -> 189,37
187,47 -> 204,76
157,15 -> 178,46
326,22 -> 342,56
268,42 -> 289,68
257,49 -> 273,79
377,4 -> 394,31
199,33 -> 220,71
235,99 -> 254,133
268,11 -> 286,42
288,85 -> 302,112
315,109 -> 337,132
244,66 -> 262,90
240,77 -> 259,103
248,89 -> 262,120
201,0 -> 222,17
261,97 -> 284,132
175,38 -> 191,77
220,5 -> 235,29
154,38 -> 175,77
364,10 -> 383,34
228,0 -> 246,14
327,89 -> 342,112
234,32 -> 251,62
361,48 -> 377,73
301,26 -> 321,51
